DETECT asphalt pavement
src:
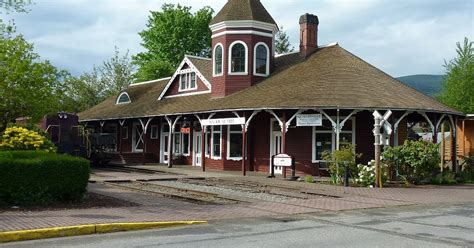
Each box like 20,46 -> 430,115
3,203 -> 473,248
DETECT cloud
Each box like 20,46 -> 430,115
7,0 -> 474,77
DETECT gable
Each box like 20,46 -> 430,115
158,56 -> 212,100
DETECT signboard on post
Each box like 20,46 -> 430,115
201,117 -> 246,126
273,154 -> 293,167
296,114 -> 322,127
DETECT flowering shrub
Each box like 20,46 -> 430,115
356,160 -> 388,187
0,126 -> 56,152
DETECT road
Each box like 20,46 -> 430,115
3,203 -> 473,248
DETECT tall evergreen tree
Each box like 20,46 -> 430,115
133,4 -> 214,82
275,26 -> 294,54
438,38 -> 474,114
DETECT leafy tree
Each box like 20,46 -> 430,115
438,38 -> 474,113
0,0 -> 32,36
62,47 -> 135,113
0,35 -> 65,130
275,26 -> 294,54
133,4 -> 213,82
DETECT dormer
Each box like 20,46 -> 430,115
158,56 -> 212,100
209,0 -> 278,98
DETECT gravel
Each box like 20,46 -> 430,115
152,181 -> 294,202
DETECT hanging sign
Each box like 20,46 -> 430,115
201,117 -> 246,126
296,114 -> 322,127
181,127 -> 191,134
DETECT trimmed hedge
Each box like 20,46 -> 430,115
0,151 -> 90,206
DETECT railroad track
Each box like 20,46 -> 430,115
93,165 -> 172,175
105,181 -> 238,205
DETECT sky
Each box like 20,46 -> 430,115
5,0 -> 474,77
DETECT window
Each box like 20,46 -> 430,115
229,41 -> 248,74
211,126 -> 222,159
313,117 -> 355,163
174,133 -> 182,154
150,125 -> 159,139
227,125 -> 243,160
182,132 -> 190,155
254,43 -> 269,76
116,92 -> 131,105
178,72 -> 197,91
205,128 -> 211,157
122,127 -> 128,139
214,44 -> 223,76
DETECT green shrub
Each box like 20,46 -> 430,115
322,144 -> 362,184
383,140 -> 440,184
431,171 -> 457,185
304,175 -> 314,183
0,151 -> 90,206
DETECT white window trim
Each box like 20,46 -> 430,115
122,126 -> 129,140
253,42 -> 270,77
116,92 -> 131,105
150,125 -> 159,139
312,116 -> 356,163
181,132 -> 191,156
211,126 -> 222,160
227,125 -> 243,161
178,72 -> 197,92
213,43 -> 224,77
228,40 -> 248,75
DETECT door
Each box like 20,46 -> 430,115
270,119 -> 283,174
132,123 -> 144,153
161,132 -> 169,164
193,132 -> 202,166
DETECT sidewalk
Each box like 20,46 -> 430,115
1,165 -> 473,232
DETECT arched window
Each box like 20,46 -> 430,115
116,92 -> 131,105
214,44 -> 224,76
229,41 -> 248,74
254,43 -> 269,76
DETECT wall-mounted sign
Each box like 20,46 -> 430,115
273,154 -> 293,167
181,127 -> 191,134
296,114 -> 322,126
201,117 -> 246,126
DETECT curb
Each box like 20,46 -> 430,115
0,221 -> 207,243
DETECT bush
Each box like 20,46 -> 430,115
459,155 -> 474,182
0,126 -> 56,152
356,160 -> 388,187
322,144 -> 362,184
383,140 -> 440,184
304,175 -> 314,183
0,151 -> 90,206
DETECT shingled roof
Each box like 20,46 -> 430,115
79,44 -> 461,121
210,0 -> 277,26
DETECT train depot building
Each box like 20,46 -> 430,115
79,0 -> 463,176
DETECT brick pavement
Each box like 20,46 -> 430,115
0,166 -> 473,232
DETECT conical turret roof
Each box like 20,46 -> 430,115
210,0 -> 277,26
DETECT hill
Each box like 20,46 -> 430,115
397,74 -> 444,96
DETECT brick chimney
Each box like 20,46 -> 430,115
299,13 -> 319,57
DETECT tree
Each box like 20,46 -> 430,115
0,35 -> 65,130
62,47 -> 135,113
275,26 -> 294,54
438,38 -> 474,114
133,4 -> 214,82
0,0 -> 32,36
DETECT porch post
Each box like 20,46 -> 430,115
139,118 -> 153,165
165,116 -> 174,168
242,112 -> 247,176
119,120 -> 126,155
336,109 -> 340,150
441,122 -> 445,171
452,116 -> 459,173
282,112 -> 287,154
201,125 -> 206,172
